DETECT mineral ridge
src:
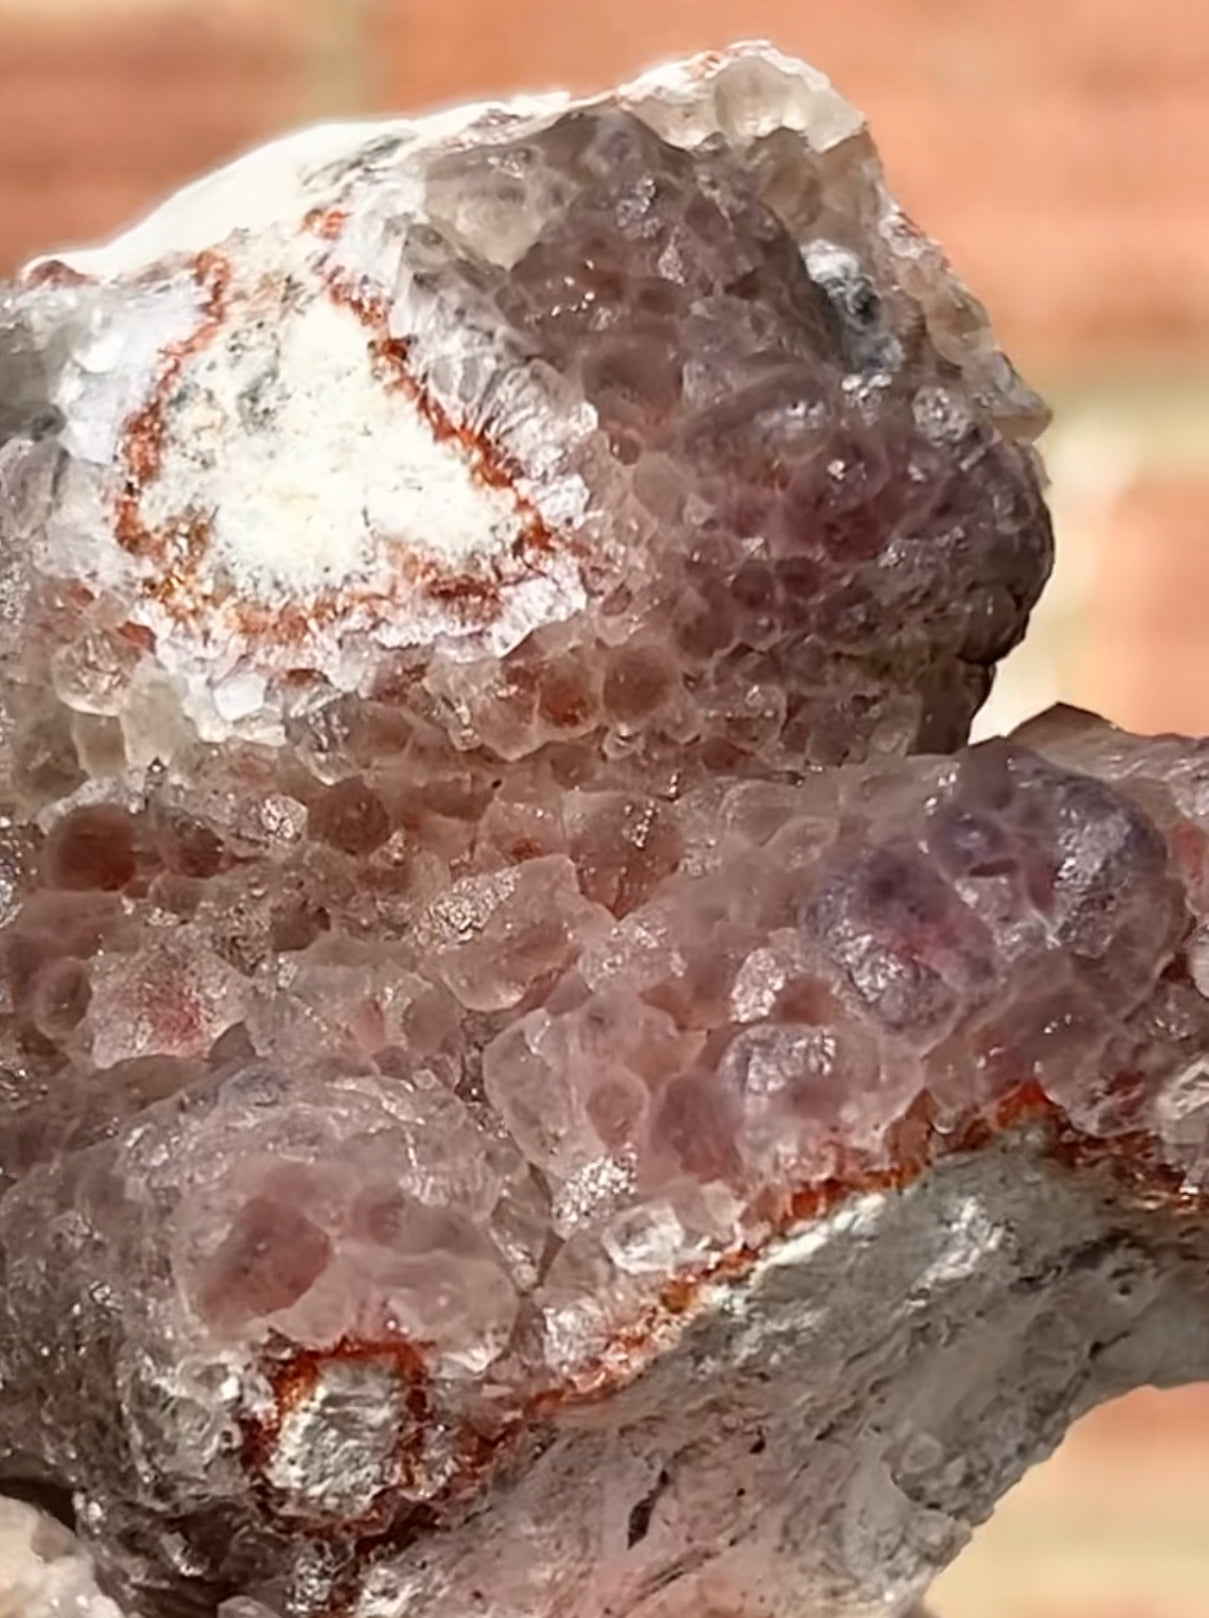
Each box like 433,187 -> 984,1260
1,40 -> 1207,1618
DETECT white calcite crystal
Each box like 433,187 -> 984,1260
2,39 -> 1207,1618
0,1498 -> 123,1618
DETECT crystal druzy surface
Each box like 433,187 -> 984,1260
3,40 -> 1207,1618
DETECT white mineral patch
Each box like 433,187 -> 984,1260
51,280 -> 203,470
0,1499 -> 124,1618
30,122 -> 419,284
140,292 -> 526,600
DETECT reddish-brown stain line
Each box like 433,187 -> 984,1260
316,237 -> 561,567
100,211 -> 580,652
239,1059 -> 1206,1618
115,248 -> 231,563
524,1079 -> 1205,1415
239,1332 -> 435,1535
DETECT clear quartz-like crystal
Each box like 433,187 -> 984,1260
1,40 -> 1207,1618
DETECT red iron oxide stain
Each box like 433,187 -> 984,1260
233,1070 -> 1205,1618
323,261 -> 561,567
114,250 -> 231,562
105,222 -> 580,648
240,1333 -> 433,1531
241,1077 -> 1204,1516
303,206 -> 350,241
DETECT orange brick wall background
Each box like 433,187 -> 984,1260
5,0 -> 1209,380
1,3 -> 1208,1614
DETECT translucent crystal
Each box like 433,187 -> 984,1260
0,40 -> 1202,1618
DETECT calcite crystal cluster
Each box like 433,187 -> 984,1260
2,40 -> 1208,1618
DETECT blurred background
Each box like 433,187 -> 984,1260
0,1 -> 1206,1613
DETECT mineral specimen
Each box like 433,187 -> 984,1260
1,39 -> 1206,1618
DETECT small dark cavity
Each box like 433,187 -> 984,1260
626,1466 -> 671,1549
0,1475 -> 76,1531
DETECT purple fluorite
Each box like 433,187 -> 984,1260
2,41 -> 1207,1618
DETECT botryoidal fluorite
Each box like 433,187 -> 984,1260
2,40 -> 1209,1618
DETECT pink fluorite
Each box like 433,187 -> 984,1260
1,40 -> 1207,1618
